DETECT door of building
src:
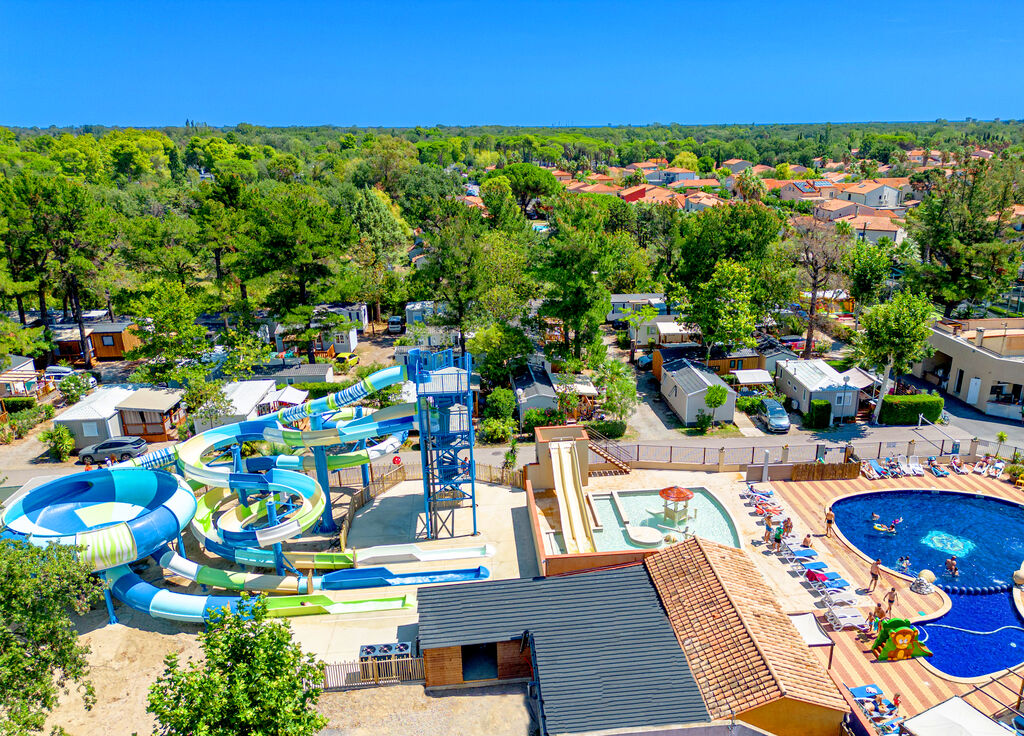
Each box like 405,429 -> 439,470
965,377 -> 981,405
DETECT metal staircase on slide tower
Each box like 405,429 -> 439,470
408,348 -> 477,540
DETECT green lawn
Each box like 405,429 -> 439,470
681,422 -> 743,438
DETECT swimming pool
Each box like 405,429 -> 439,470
590,488 -> 739,551
833,489 -> 1024,678
832,490 -> 1024,589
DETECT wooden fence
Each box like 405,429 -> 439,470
322,657 -> 425,691
791,462 -> 862,481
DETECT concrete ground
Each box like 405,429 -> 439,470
290,480 -> 538,663
317,683 -> 535,736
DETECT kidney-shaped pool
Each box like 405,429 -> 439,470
833,489 -> 1024,679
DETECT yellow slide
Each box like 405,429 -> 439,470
550,441 -> 594,554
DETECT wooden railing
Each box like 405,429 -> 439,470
322,657 -> 425,691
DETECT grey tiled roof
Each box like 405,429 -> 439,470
662,359 -> 733,395
418,565 -> 710,734
511,364 -> 556,402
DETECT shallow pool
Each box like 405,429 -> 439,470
833,489 -> 1024,678
917,592 -> 1024,678
590,488 -> 738,551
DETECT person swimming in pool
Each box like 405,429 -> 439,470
871,512 -> 880,521
886,522 -> 897,533
946,556 -> 960,576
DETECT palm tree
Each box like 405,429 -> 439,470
995,431 -> 1008,459
736,168 -> 766,202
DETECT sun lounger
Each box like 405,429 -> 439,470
897,455 -> 914,476
876,717 -> 904,734
989,461 -> 1006,478
928,457 -> 949,478
862,462 -> 879,480
797,560 -> 831,571
743,482 -> 773,498
868,458 -> 889,478
951,458 -> 969,474
848,683 -> 884,701
885,457 -> 903,476
826,606 -> 869,631
822,587 -> 859,606
782,542 -> 818,561
974,460 -> 990,474
908,456 -> 925,476
808,574 -> 852,593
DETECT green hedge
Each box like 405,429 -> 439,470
878,394 -> 944,425
276,382 -> 338,399
2,396 -> 37,413
736,396 -> 764,415
582,419 -> 626,439
523,408 -> 566,435
807,399 -> 832,429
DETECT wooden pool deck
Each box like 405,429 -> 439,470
769,472 -> 1024,727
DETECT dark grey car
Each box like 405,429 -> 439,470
79,436 -> 148,464
756,399 -> 791,434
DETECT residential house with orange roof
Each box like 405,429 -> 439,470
814,199 -> 884,221
575,183 -> 621,196
668,177 -> 721,190
723,158 -> 752,173
779,179 -> 839,202
646,539 -> 850,736
654,166 -> 698,185
590,171 -> 614,183
618,184 -> 649,203
839,180 -> 902,208
972,148 -> 995,160
684,191 -> 725,212
834,213 -> 907,244
750,163 -> 775,175
549,169 -> 573,182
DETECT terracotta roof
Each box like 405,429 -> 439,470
723,158 -> 749,165
578,183 -> 621,194
664,166 -> 695,174
873,177 -> 910,188
835,214 -> 903,231
751,164 -> 774,174
643,187 -> 678,204
668,178 -> 721,189
619,184 -> 648,197
646,538 -> 848,719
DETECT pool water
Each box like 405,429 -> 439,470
590,488 -> 739,551
918,593 -> 1024,678
832,490 -> 1024,588
833,489 -> 1024,678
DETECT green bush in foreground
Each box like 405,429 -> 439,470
807,399 -> 832,429
877,393 -> 944,425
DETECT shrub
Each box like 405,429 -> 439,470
58,374 -> 89,405
2,396 -> 36,413
693,410 -> 713,434
40,424 -> 74,461
1006,464 -> 1024,481
479,417 -> 514,444
736,396 -> 764,415
276,382 -> 338,399
582,419 -> 627,439
484,388 -> 516,422
615,331 -> 630,349
878,394 -> 944,425
807,399 -> 832,429
522,408 -> 566,435
9,407 -> 45,439
42,404 -> 55,420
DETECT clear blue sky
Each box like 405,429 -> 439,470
1,0 -> 1021,127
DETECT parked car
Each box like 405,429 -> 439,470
79,436 -> 148,464
756,399 -> 791,434
636,355 -> 653,371
387,316 -> 406,334
45,365 -> 97,388
335,352 -> 359,370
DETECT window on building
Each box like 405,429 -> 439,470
82,422 -> 99,437
834,393 -> 846,407
729,360 -> 736,369
101,335 -> 115,346
955,369 -> 965,394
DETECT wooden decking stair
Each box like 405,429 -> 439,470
586,428 -> 631,476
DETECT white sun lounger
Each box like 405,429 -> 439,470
908,456 -> 925,476
897,455 -> 914,476
825,606 -> 869,631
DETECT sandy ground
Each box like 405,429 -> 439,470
47,606 -> 203,736
317,683 -> 535,736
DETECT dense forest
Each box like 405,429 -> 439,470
0,121 -> 1021,428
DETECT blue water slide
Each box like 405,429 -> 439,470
106,565 -> 242,623
316,565 -> 490,590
